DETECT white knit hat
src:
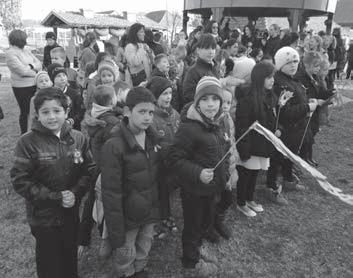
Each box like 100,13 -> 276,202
194,76 -> 222,105
232,57 -> 256,83
274,46 -> 300,70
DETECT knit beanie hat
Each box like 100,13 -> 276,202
34,71 -> 50,85
146,76 -> 172,100
194,76 -> 222,106
98,62 -> 116,81
45,31 -> 56,40
47,63 -> 67,82
232,57 -> 256,83
274,46 -> 300,70
251,61 -> 276,86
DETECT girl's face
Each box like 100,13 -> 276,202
229,43 -> 239,57
256,50 -> 264,62
306,62 -> 321,76
197,47 -> 216,63
54,73 -> 68,90
309,37 -> 318,50
264,75 -> 275,90
36,100 -> 68,134
37,75 -> 52,89
198,94 -> 221,119
137,28 -> 145,42
157,87 -> 173,109
100,70 -> 115,85
281,60 -> 299,77
222,91 -> 232,113
245,27 -> 251,36
212,23 -> 219,35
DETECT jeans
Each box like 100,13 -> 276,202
112,223 -> 155,277
30,208 -> 79,278
12,86 -> 36,134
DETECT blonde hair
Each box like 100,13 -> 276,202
50,46 -> 66,59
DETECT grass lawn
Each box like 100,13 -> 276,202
1,77 -> 353,278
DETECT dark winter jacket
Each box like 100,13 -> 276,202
151,106 -> 180,148
264,36 -> 281,57
101,118 -> 161,249
274,71 -> 312,152
10,120 -> 96,227
85,108 -> 123,169
235,88 -> 277,161
166,104 -> 227,196
64,86 -> 85,130
182,58 -> 219,106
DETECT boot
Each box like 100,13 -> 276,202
214,213 -> 231,240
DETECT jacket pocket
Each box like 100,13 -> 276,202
124,191 -> 151,222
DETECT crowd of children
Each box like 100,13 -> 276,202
9,22 -> 340,278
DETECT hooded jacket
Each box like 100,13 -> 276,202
166,104 -> 228,196
100,118 -> 161,249
10,120 -> 96,227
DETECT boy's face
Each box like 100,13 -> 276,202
157,87 -> 172,109
36,99 -> 68,134
116,88 -> 129,103
157,57 -> 170,73
281,60 -> 299,77
54,73 -> 68,90
50,53 -> 65,66
47,38 -> 55,46
128,102 -> 155,131
37,75 -> 52,90
100,70 -> 115,86
76,70 -> 85,88
222,91 -> 232,113
197,47 -> 216,63
198,94 -> 221,119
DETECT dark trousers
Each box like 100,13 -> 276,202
236,166 -> 259,206
159,182 -> 172,220
216,189 -> 233,215
12,86 -> 36,134
266,151 -> 293,189
30,209 -> 79,278
130,70 -> 146,87
181,190 -> 216,268
346,62 -> 353,79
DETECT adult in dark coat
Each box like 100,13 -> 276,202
264,24 -> 281,58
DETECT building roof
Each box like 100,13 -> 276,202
334,0 -> 353,27
41,10 -> 131,28
145,10 -> 166,23
41,10 -> 167,30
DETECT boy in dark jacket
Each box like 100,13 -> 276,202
101,87 -> 160,278
10,87 -> 95,278
43,31 -> 59,69
147,76 -> 180,238
78,85 -> 123,258
167,76 -> 227,276
182,34 -> 219,106
47,63 -> 85,130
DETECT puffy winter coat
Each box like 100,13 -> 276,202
10,120 -> 96,227
101,118 -> 161,249
235,88 -> 277,161
274,71 -> 313,153
166,104 -> 228,196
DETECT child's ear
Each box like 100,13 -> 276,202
123,106 -> 130,117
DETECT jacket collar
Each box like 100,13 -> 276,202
120,117 -> 160,151
196,57 -> 217,69
31,119 -> 73,142
186,104 -> 220,130
154,105 -> 173,118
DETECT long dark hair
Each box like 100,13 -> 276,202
249,61 -> 276,122
127,23 -> 145,45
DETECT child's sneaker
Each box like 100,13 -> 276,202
237,205 -> 257,217
200,246 -> 219,264
266,187 -> 288,205
154,223 -> 168,239
246,201 -> 264,213
195,259 -> 218,277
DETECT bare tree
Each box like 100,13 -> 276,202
0,0 -> 22,31
167,11 -> 182,43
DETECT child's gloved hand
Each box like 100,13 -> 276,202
200,168 -> 214,184
61,190 -> 75,208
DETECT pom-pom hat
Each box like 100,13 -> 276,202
98,62 -> 117,81
274,46 -> 300,70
